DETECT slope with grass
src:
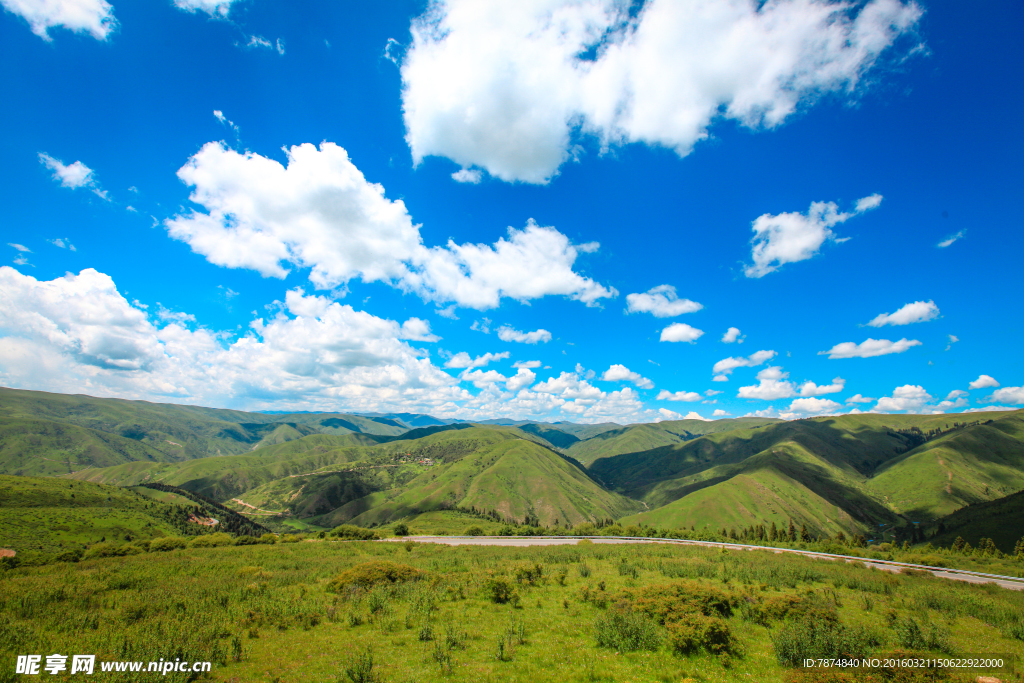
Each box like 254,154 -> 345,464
926,488 -> 1024,553
598,411 -> 1024,538
319,431 -> 643,528
567,418 -> 781,466
866,411 -> 1024,521
0,475 -> 203,559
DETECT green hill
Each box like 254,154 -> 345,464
600,411 -> 1024,539
566,418 -> 781,466
0,475 -> 265,561
0,387 -> 411,471
331,430 -> 642,528
866,412 -> 1024,520
927,488 -> 1024,553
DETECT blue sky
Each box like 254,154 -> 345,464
0,0 -> 1021,423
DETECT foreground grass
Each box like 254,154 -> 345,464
1,540 -> 1022,683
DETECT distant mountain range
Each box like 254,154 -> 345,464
2,386 -> 1022,552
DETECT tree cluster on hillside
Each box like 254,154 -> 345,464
139,483 -> 270,537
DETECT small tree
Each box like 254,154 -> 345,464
393,522 -> 409,537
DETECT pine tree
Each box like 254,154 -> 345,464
836,530 -> 847,544
952,536 -> 966,553
788,520 -> 796,542
800,524 -> 811,542
769,521 -> 778,542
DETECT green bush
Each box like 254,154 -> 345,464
343,647 -> 379,683
330,525 -> 380,541
148,537 -> 189,552
258,533 -> 278,544
513,563 -> 543,585
189,533 -> 232,548
392,523 -> 409,537
627,580 -> 735,623
770,612 -> 873,666
53,547 -> 84,563
740,594 -> 805,626
464,526 -> 484,536
594,609 -> 661,652
279,533 -> 301,544
233,535 -> 259,546
666,612 -> 735,654
484,577 -> 516,604
326,561 -> 423,593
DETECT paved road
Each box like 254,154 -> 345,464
385,535 -> 1024,591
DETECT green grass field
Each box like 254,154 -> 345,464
1,538 -> 1021,683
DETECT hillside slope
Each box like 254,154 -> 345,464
335,435 -> 642,528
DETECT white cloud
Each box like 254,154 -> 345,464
819,338 -> 921,359
436,305 -> 458,320
497,326 -> 551,344
968,374 -> 999,390
48,238 -> 75,251
408,220 -> 616,309
945,334 -> 958,351
8,244 -> 30,253
866,300 -> 939,327
946,389 -> 968,400
506,367 -> 536,392
0,266 -> 468,412
660,322 -> 703,343
989,387 -> 1024,405
174,0 -> 237,17
460,368 -> 507,388
399,318 -> 440,342
737,366 -> 797,400
704,389 -> 722,397
721,327 -> 742,343
845,394 -> 875,403
38,153 -> 97,190
712,375 -> 729,382
966,405 -> 1021,413
937,229 -> 965,248
512,360 -> 541,369
400,0 -> 922,183
712,409 -> 729,417
2,0 -> 116,40
873,385 -> 932,413
451,168 -> 482,184
783,397 -> 842,417
601,364 -> 653,389
444,351 -> 509,369
167,142 -> 615,310
656,408 -> 682,420
625,285 -> 701,317
712,349 -> 776,376
656,390 -> 701,402
798,377 -> 845,396
682,411 -> 709,422
935,397 -> 968,411
745,195 -> 881,278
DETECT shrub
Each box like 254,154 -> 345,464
149,537 -> 188,552
259,533 -> 278,544
464,526 -> 484,536
327,561 -> 423,593
279,534 -> 301,544
189,533 -> 232,548
330,525 -> 380,541
770,612 -> 873,666
393,523 -> 410,537
740,594 -> 805,626
484,577 -> 516,604
514,563 -> 543,585
578,563 -> 592,578
233,535 -> 259,546
594,609 -> 661,652
53,547 -> 84,563
666,612 -> 735,654
343,647 -> 379,683
627,581 -> 735,624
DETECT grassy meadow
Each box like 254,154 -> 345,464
1,537 -> 1022,683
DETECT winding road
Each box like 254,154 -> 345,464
385,535 -> 1024,591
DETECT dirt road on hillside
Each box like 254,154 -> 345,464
384,536 -> 1024,591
